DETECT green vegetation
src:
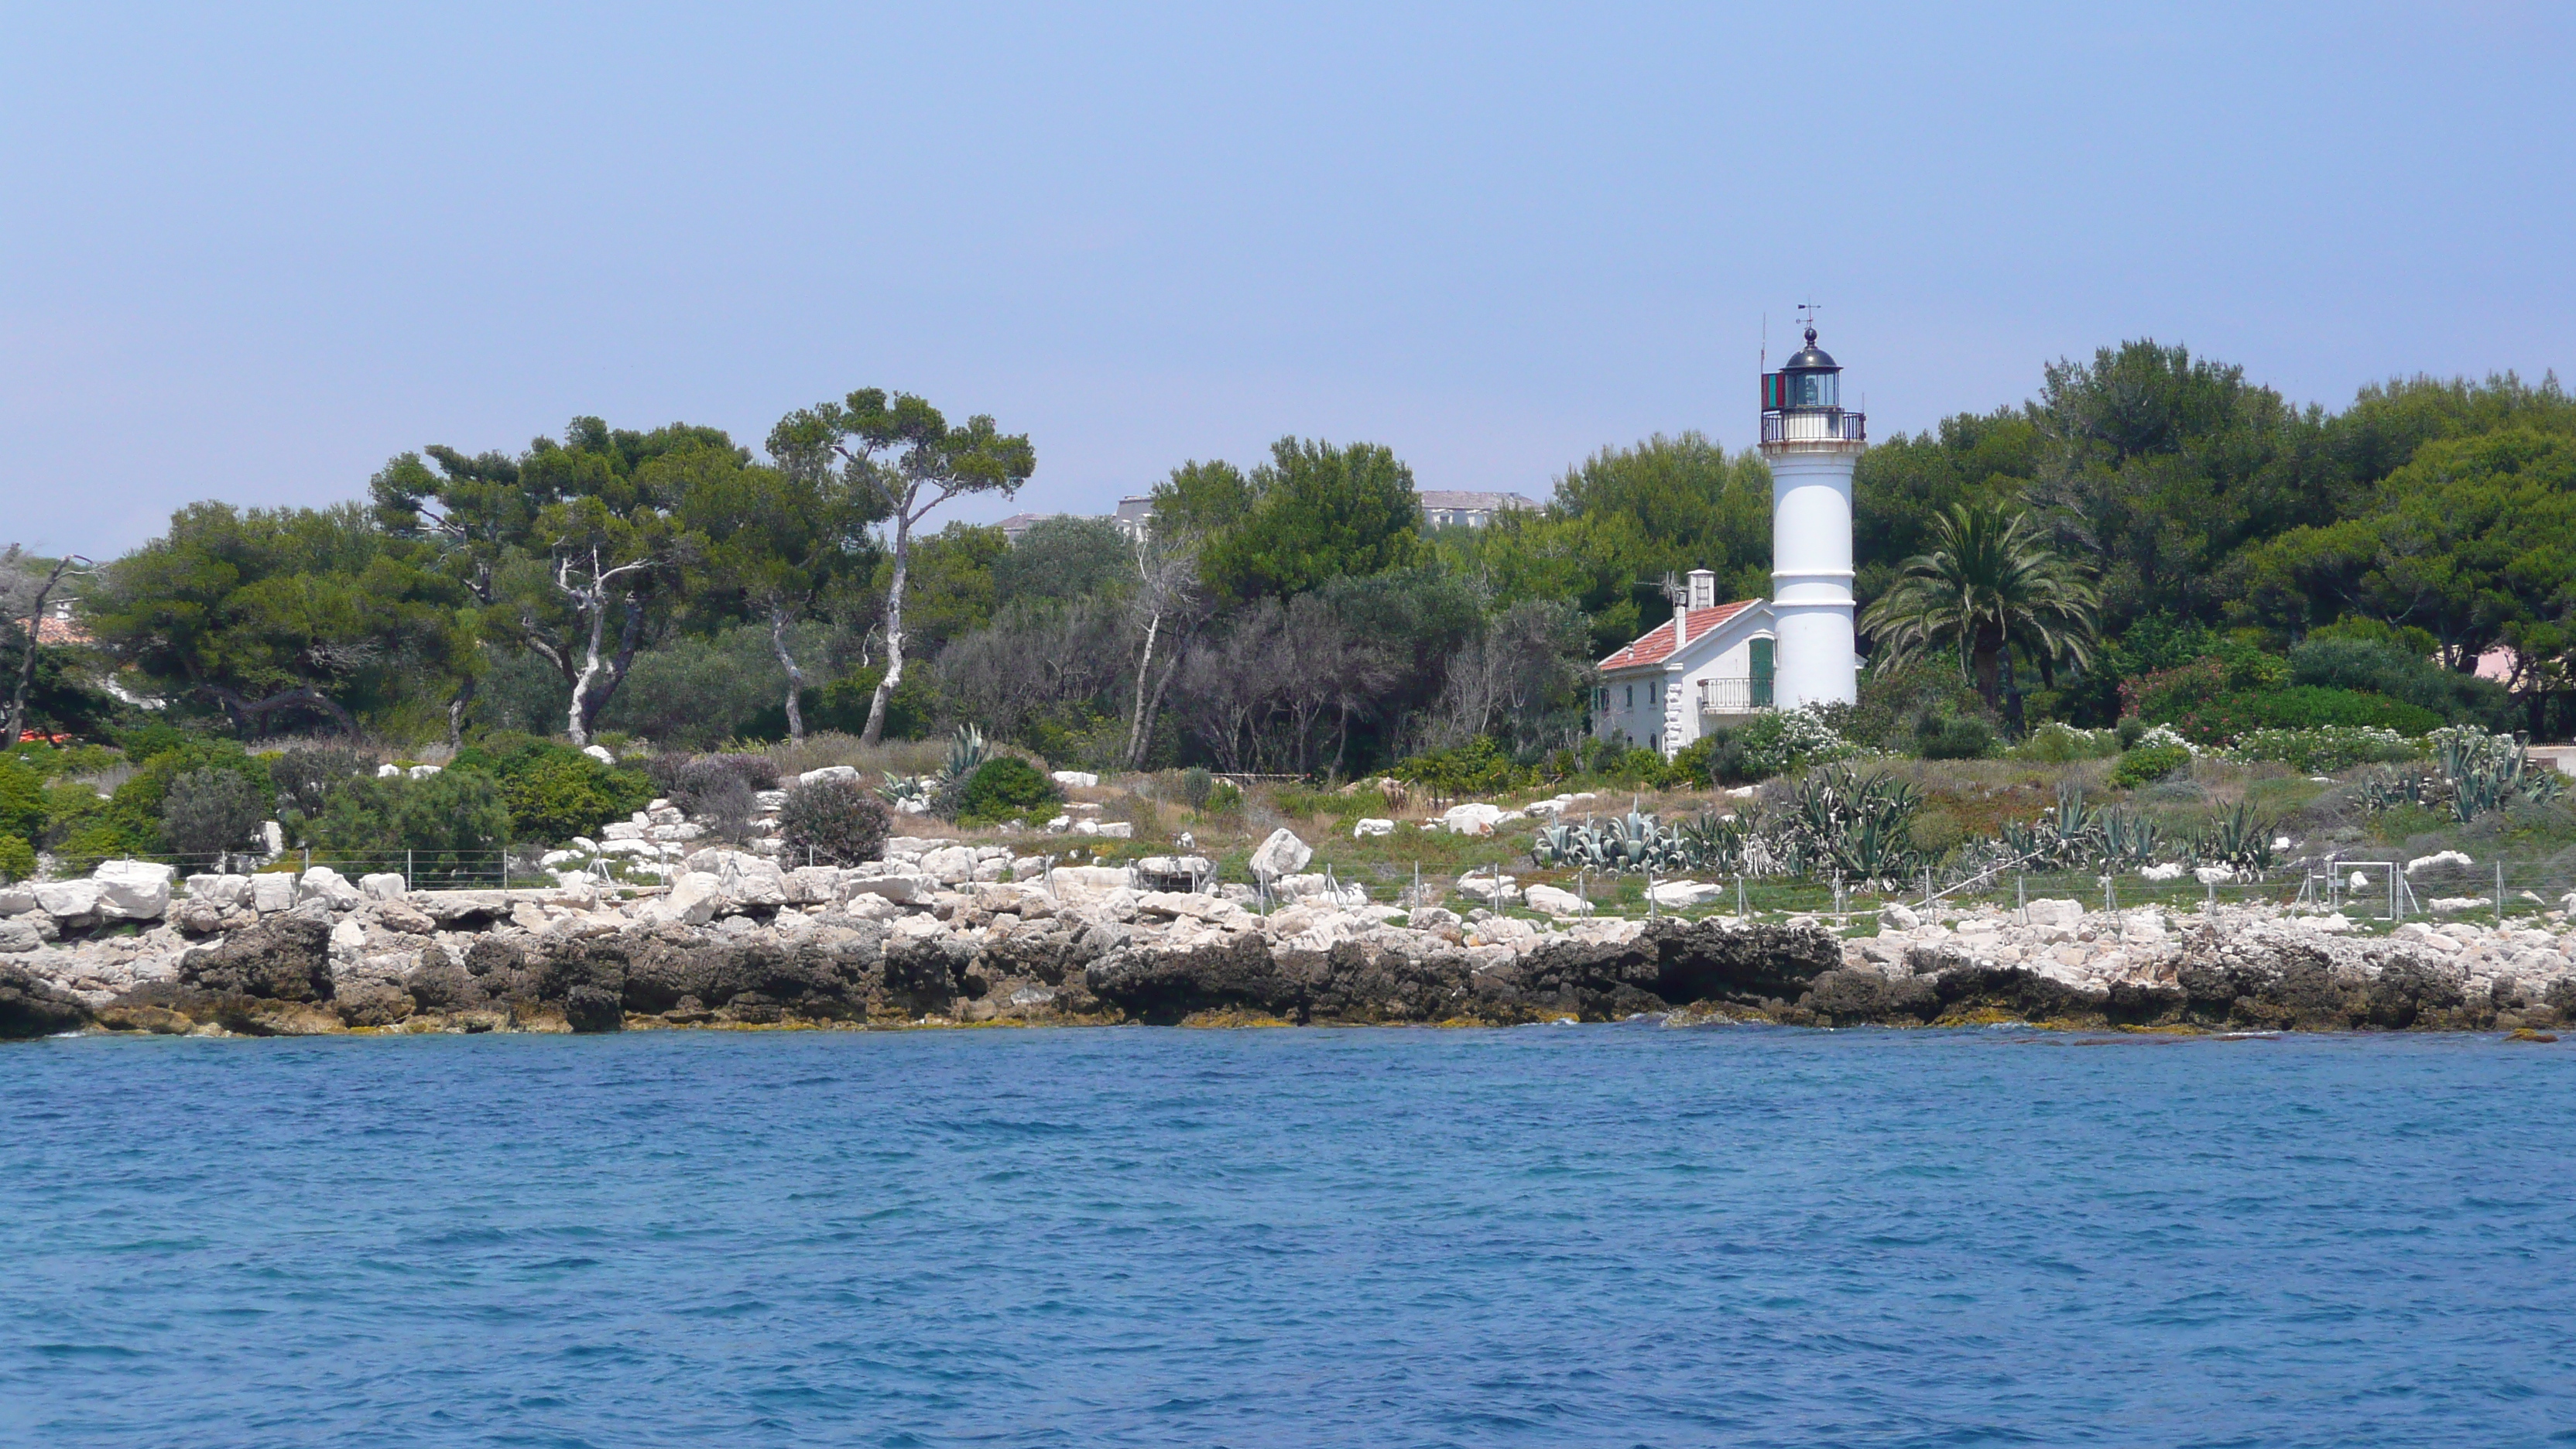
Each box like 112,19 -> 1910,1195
0,341 -> 2567,882
955,756 -> 1061,827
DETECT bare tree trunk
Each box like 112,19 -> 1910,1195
565,591 -> 612,747
447,675 -> 478,748
771,605 -> 807,743
3,554 -> 85,745
1125,605 -> 1161,766
862,511 -> 913,748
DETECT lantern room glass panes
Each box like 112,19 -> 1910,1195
1788,370 -> 1839,408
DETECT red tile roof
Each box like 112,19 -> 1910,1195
1598,601 -> 1755,671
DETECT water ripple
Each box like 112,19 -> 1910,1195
2,1028 -> 2571,1446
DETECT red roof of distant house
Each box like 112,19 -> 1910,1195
34,615 -> 91,646
1598,601 -> 1756,671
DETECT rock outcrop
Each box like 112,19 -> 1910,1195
6,847 -> 2576,1039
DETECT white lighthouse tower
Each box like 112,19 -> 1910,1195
1759,321 -> 1865,707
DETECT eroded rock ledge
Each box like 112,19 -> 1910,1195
8,851 -> 2575,1040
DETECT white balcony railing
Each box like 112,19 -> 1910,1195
1759,409 -> 1866,444
1698,676 -> 1774,714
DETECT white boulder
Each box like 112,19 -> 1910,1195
92,859 -> 176,920
640,871 -> 724,925
799,765 -> 860,787
1352,818 -> 1394,838
1095,821 -> 1133,839
1648,879 -> 1725,909
250,873 -> 296,914
1437,803 -> 1507,836
34,879 -> 102,920
1249,827 -> 1313,881
2024,898 -> 2084,929
358,872 -> 409,902
184,873 -> 250,909
583,744 -> 616,765
2407,851 -> 2474,875
1050,771 -> 1099,789
1523,883 -> 1591,916
296,867 -> 363,910
920,846 -> 978,885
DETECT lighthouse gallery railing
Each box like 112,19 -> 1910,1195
1760,409 -> 1866,444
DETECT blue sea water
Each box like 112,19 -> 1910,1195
2,1026 -> 2572,1448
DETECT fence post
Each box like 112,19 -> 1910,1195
2016,873 -> 2026,924
1646,866 -> 1657,920
1737,874 -> 1748,920
1923,867 -> 1934,914
2497,861 -> 2505,930
406,848 -> 413,892
302,847 -> 310,875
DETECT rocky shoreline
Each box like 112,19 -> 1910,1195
7,836 -> 2576,1040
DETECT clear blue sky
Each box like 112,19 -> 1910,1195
6,2 -> 2570,557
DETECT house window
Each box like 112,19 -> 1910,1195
1624,684 -> 1633,708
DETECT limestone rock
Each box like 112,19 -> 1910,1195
35,879 -> 102,922
296,867 -> 363,911
250,873 -> 296,914
1050,771 -> 1100,789
1249,828 -> 1313,881
358,872 -> 407,901
92,860 -> 176,921
1352,817 -> 1394,838
1524,884 -> 1591,917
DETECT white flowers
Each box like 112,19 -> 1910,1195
2134,724 -> 2198,755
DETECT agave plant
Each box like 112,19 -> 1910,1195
874,770 -> 934,807
1774,765 -> 1924,887
942,724 -> 988,786
2194,799 -> 2277,873
2095,807 -> 2161,870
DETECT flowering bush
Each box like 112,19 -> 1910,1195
1738,706 -> 1859,779
2221,726 -> 2420,774
2009,721 -> 2122,762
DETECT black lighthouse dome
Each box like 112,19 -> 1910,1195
1781,325 -> 1837,372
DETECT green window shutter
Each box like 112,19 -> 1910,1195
1749,639 -> 1775,709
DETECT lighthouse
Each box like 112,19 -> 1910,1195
1759,323 -> 1865,707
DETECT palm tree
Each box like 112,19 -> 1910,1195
1858,500 -> 2100,712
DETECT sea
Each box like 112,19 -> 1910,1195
2,1024 -> 2571,1447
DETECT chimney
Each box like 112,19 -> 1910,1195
1687,568 -> 1716,611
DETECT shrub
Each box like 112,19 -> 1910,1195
0,757 -> 43,842
776,776 -> 890,866
1180,768 -> 1214,816
1394,736 -> 1536,800
160,767 -> 272,858
2108,743 -> 2193,790
452,735 -> 655,844
2145,686 -> 2441,746
2289,634 -> 2511,728
0,833 -> 33,882
809,669 -> 937,741
1845,661 -> 1989,752
65,740 -> 277,859
1735,707 -> 1857,780
2222,726 -> 2423,774
1913,714 -> 1994,760
654,755 -> 772,840
956,756 -> 1061,826
268,744 -> 370,818
310,768 -> 512,871
2009,721 -> 2122,763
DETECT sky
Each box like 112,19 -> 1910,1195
5,2 -> 2572,558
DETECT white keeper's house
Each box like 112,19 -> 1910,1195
1591,321 -> 1866,756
